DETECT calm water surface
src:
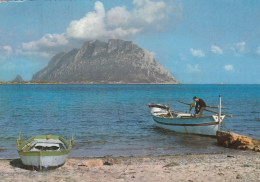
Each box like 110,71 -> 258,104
0,84 -> 259,158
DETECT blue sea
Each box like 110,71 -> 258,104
0,84 -> 259,158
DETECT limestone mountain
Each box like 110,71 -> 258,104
32,39 -> 178,84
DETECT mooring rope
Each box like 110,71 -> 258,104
221,120 -> 230,132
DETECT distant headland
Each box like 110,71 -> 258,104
0,80 -> 64,85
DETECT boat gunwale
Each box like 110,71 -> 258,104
153,118 -> 219,126
152,114 -> 214,119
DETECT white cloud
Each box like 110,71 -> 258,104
0,0 -> 26,3
224,64 -> 233,71
3,45 -> 12,54
133,0 -> 168,24
190,48 -> 205,58
107,6 -> 131,26
108,27 -> 141,39
20,0 -> 176,58
66,1 -> 106,39
231,41 -> 246,55
0,45 -> 13,59
22,33 -> 68,50
39,34 -> 68,47
187,64 -> 200,72
235,41 -> 246,52
65,0 -> 168,40
20,33 -> 69,58
211,45 -> 223,54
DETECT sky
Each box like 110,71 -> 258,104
0,0 -> 260,84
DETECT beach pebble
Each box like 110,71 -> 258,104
163,162 -> 179,168
227,155 -> 234,158
103,161 -> 112,165
242,164 -> 250,167
82,159 -> 103,167
236,174 -> 242,179
104,158 -> 120,165
143,158 -> 150,161
218,172 -> 224,176
254,146 -> 260,152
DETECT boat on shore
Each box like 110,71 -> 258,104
17,134 -> 73,170
148,96 -> 228,136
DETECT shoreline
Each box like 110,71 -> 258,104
0,81 -> 179,85
0,143 -> 241,160
1,152 -> 259,181
1,82 -> 260,85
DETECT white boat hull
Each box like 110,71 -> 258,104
149,107 -> 224,136
149,96 -> 226,136
20,154 -> 68,168
152,115 -> 219,136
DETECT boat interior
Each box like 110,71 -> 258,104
151,107 -> 212,118
22,139 -> 67,152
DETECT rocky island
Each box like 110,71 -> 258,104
32,39 -> 178,84
12,75 -> 24,82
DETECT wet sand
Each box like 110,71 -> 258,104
0,151 -> 259,182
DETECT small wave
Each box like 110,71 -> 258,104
12,114 -> 22,117
243,118 -> 260,122
115,120 -> 123,123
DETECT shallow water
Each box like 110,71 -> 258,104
0,84 -> 259,158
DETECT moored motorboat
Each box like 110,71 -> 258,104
17,134 -> 73,170
148,96 -> 227,136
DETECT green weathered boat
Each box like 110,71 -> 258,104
17,133 -> 73,169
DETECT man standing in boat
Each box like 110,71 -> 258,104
193,96 -> 206,116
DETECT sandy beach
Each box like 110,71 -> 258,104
0,151 -> 259,182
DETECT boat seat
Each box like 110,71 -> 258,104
30,143 -> 60,151
34,139 -> 64,144
176,113 -> 192,118
22,140 -> 38,150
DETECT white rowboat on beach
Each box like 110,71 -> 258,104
17,134 -> 73,170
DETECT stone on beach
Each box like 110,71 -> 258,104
103,158 -> 121,165
216,130 -> 260,151
163,162 -> 179,168
82,159 -> 104,167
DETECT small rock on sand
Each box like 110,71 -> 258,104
163,162 -> 179,168
82,159 -> 103,167
105,158 -> 121,165
236,174 -> 242,179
